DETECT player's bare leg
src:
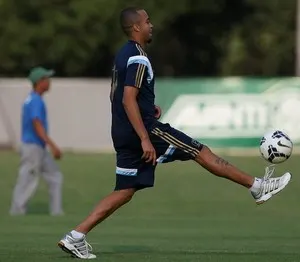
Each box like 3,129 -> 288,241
58,188 -> 135,259
76,188 -> 135,233
195,146 -> 254,188
195,145 -> 291,204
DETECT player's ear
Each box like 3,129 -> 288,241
133,24 -> 140,32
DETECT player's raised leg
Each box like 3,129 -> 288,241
195,146 -> 255,187
151,123 -> 292,205
194,145 -> 291,204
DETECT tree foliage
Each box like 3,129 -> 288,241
0,0 -> 297,77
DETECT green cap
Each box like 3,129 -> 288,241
28,67 -> 55,85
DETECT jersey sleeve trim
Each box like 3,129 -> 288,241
126,55 -> 153,88
135,63 -> 146,88
127,55 -> 151,68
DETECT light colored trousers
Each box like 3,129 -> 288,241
10,143 -> 63,215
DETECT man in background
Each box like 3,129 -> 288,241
10,67 -> 64,216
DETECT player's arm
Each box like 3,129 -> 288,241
32,120 -> 56,149
123,62 -> 156,165
123,87 -> 156,165
30,100 -> 61,159
123,87 -> 148,139
154,105 -> 161,119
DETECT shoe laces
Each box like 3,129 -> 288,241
66,234 -> 93,255
75,239 -> 90,256
263,164 -> 275,181
86,241 -> 93,252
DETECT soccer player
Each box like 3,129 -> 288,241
10,67 -> 64,216
58,7 -> 291,259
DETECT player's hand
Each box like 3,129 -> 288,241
141,138 -> 157,165
50,144 -> 62,160
154,105 -> 162,119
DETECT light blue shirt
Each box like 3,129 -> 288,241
21,91 -> 48,147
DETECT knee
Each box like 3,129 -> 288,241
55,172 -> 63,184
195,145 -> 212,165
48,172 -> 63,186
120,188 -> 135,203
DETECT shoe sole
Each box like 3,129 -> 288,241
256,172 -> 292,205
58,240 -> 96,259
58,241 -> 78,258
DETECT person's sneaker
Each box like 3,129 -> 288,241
251,165 -> 291,205
58,233 -> 96,259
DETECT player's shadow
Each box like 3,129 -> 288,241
111,245 -> 154,253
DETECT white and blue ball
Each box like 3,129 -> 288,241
259,130 -> 293,164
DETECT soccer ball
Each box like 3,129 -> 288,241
259,130 -> 293,164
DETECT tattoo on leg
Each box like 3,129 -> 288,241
215,157 -> 229,166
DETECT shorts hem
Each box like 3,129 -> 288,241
114,183 -> 154,191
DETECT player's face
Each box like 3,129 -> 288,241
40,78 -> 51,92
137,10 -> 153,43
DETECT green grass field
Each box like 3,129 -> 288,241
1,150 -> 299,262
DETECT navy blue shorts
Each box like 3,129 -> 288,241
114,122 -> 204,191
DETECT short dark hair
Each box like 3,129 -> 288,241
120,7 -> 142,36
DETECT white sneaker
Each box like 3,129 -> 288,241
251,165 -> 291,205
58,233 -> 96,259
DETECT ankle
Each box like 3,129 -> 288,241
249,177 -> 262,193
71,230 -> 85,239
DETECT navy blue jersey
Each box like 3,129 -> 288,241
110,40 -> 156,148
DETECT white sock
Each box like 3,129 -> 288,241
71,230 -> 85,239
250,177 -> 262,193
